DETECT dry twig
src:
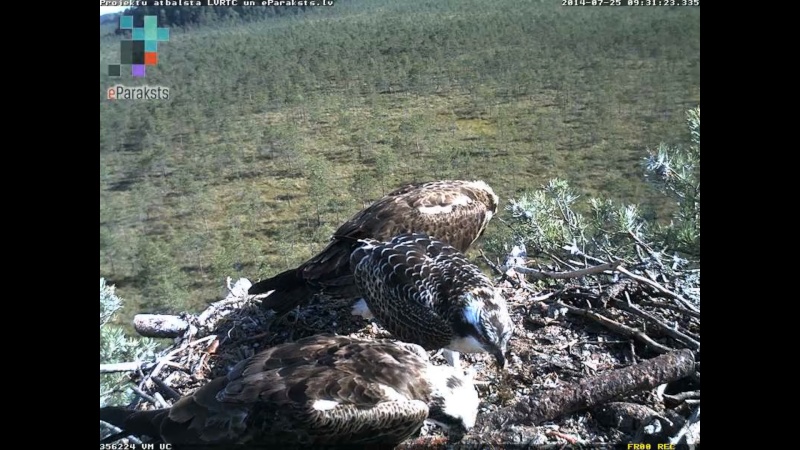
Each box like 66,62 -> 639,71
640,299 -> 700,320
510,260 -> 622,280
551,300 -> 675,354
616,266 -> 699,313
670,405 -> 700,445
610,299 -> 700,350
663,390 -> 700,406
151,376 -> 182,401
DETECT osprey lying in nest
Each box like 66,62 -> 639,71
100,334 -> 479,448
249,180 -> 499,317
350,233 -> 514,371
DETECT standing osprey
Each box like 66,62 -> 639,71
350,233 -> 514,371
249,180 -> 499,317
100,334 -> 479,448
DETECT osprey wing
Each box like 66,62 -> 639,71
216,334 -> 434,445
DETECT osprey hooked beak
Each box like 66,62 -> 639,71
490,344 -> 507,371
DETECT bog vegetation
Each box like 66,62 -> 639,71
99,0 -> 700,329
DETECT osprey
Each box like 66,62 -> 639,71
249,180 -> 499,317
350,233 -> 515,371
100,334 -> 479,448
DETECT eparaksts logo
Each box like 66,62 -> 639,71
107,85 -> 170,100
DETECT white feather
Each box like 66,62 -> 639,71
351,299 -> 374,319
312,400 -> 340,411
417,195 -> 472,215
442,349 -> 461,369
356,239 -> 378,248
441,387 -> 479,431
447,335 -> 485,354
417,204 -> 453,214
425,365 -> 479,432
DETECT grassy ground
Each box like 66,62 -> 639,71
99,0 -> 700,329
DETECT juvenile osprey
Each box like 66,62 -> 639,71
350,233 -> 515,371
100,334 -> 479,448
249,180 -> 499,317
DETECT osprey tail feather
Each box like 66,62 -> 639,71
251,241 -> 360,316
248,268 -> 315,316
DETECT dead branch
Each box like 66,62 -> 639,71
479,349 -> 695,428
510,260 -> 622,280
130,384 -> 165,408
601,278 -> 638,305
480,250 -> 560,304
134,314 -> 190,338
663,390 -> 700,407
628,230 -> 667,271
610,299 -> 700,350
616,266 -> 699,313
544,251 -> 580,271
551,300 -> 676,354
100,362 -> 150,373
640,299 -> 701,320
100,421 -> 142,445
670,405 -> 700,445
479,250 -> 522,289
196,278 -> 253,328
151,376 -> 182,401
562,243 -> 698,313
563,243 -> 609,266
153,392 -> 169,409
140,335 -> 219,390
593,402 -> 663,433
139,346 -> 186,389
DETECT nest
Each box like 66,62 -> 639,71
109,275 -> 700,448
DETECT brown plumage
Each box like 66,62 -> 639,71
100,334 -> 480,449
249,180 -> 499,316
350,233 -> 515,371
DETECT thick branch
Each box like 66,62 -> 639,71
134,314 -> 190,338
479,349 -> 696,428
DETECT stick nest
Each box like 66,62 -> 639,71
110,270 -> 700,448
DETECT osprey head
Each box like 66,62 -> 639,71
452,287 -> 514,370
425,364 -> 479,440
